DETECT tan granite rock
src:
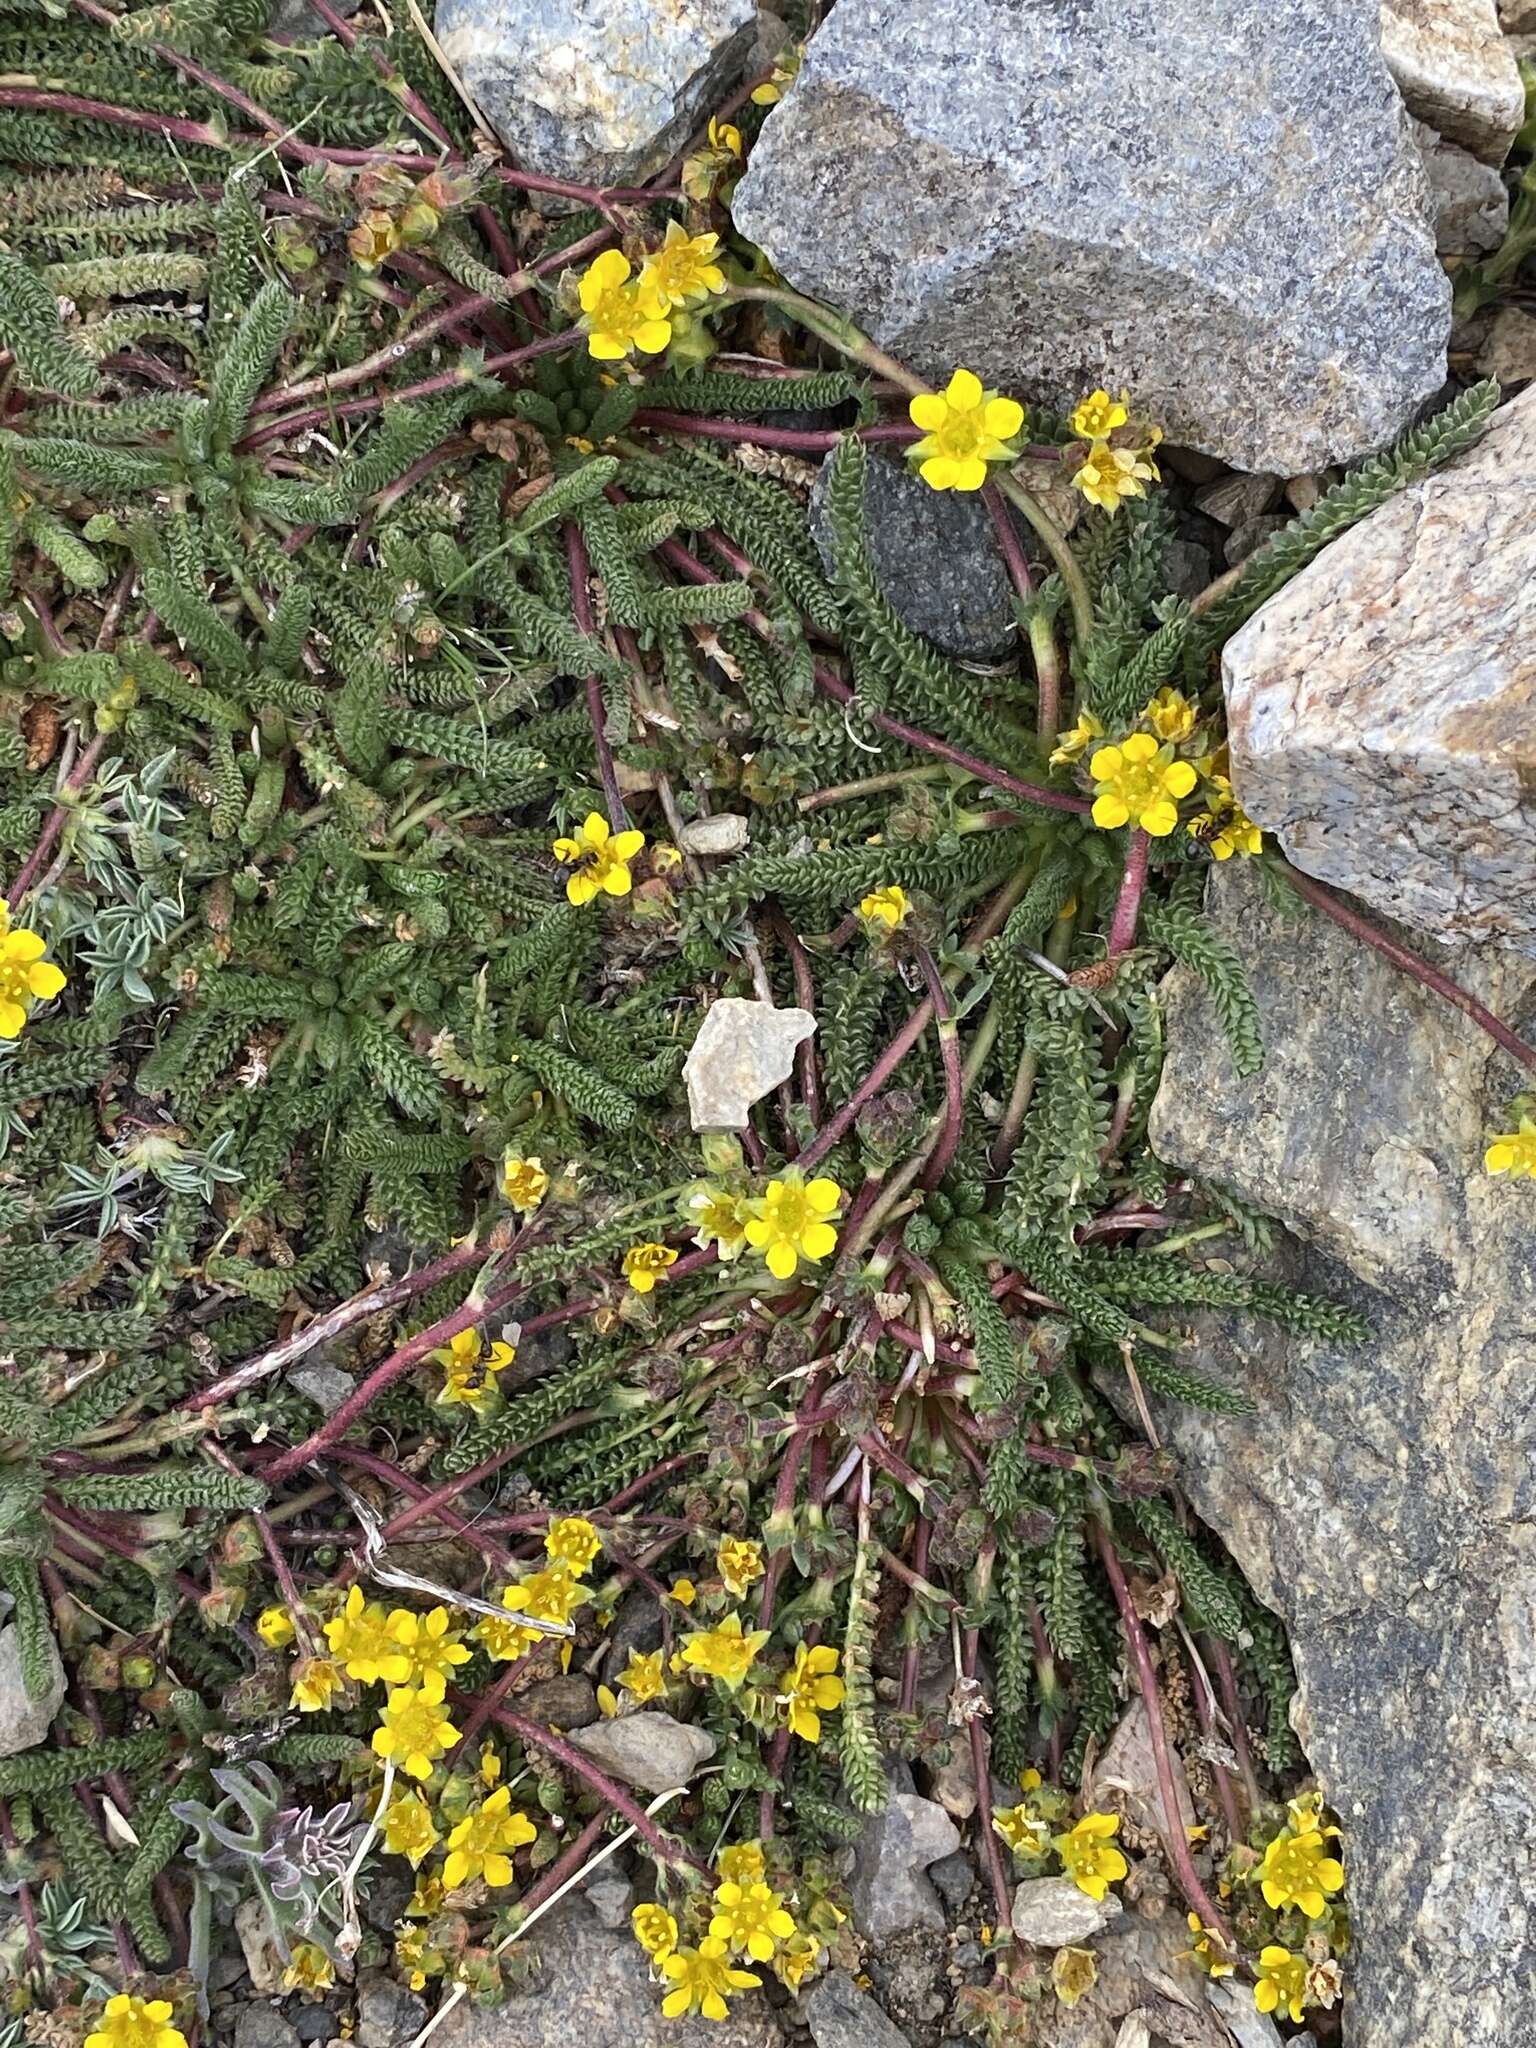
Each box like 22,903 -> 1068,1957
1381,0 -> 1525,161
1478,304 -> 1536,383
1411,117 -> 1510,251
1223,383 -> 1536,956
1497,0 -> 1536,30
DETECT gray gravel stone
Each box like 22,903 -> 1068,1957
678,813 -> 751,857
234,2009 -> 298,2048
1381,0 -> 1524,161
1009,1874 -> 1123,1948
0,1602 -> 65,1758
927,1849 -> 976,1916
808,449 -> 1024,659
290,2008 -> 340,2045
734,0 -> 1450,473
583,1873 -> 636,1930
803,1971 -> 909,2048
1143,861 -> 1536,2047
1413,119 -> 1510,253
1223,381 -> 1536,955
567,1709 -> 716,1794
269,0 -> 360,35
849,1786 -> 962,1939
684,998 -> 816,1132
356,1977 -> 428,2048
287,1362 -> 354,1415
516,1674 -> 600,1729
437,0 -> 756,195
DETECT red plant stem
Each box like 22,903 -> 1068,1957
448,1655 -> 530,1761
187,1234 -> 493,1411
897,1517 -> 931,1716
314,1444 -> 515,1571
460,1695 -> 712,1875
1205,1632 -> 1264,1810
1188,1643 -> 1245,1846
632,410 -> 919,453
565,523 -> 628,828
1094,1521 -> 1233,1942
0,1801 -> 45,1981
755,1371 -> 827,1631
514,1803 -> 613,1917
960,1567 -> 1015,1935
6,734 -> 106,903
1106,830 -> 1151,957
915,948 -> 964,1190
982,481 -> 1034,602
655,539 -> 1089,817
1285,868 -> 1536,1074
798,998 -> 934,1170
0,84 -> 227,150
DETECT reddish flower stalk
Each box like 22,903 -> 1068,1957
915,948 -> 964,1189
755,1370 -> 827,1632
896,1517 -> 932,1716
1187,1643 -> 1245,1846
1285,868 -> 1536,1074
961,1550 -> 1016,1935
0,1802 -> 45,1981
1205,1632 -> 1264,1810
632,410 -> 919,453
565,523 -> 629,828
0,84 -> 226,150
1106,829 -> 1151,957
5,734 -> 106,903
1093,1521 -> 1233,1943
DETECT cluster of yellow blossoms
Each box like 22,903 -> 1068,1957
631,1838 -> 829,2021
576,223 -> 728,363
1053,689 -> 1263,855
1066,388 -> 1163,514
993,1773 -> 1128,1903
900,373 -> 1161,512
622,1167 -> 845,1298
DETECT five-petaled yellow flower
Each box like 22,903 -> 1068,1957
775,1932 -> 822,1990
660,1940 -> 760,2022
632,1902 -> 679,1959
1072,440 -> 1158,514
431,1326 -> 516,1415
994,1802 -> 1050,1859
474,1568 -> 587,1662
290,1655 -> 346,1713
546,1515 -> 603,1576
1187,772 -> 1265,860
1089,733 -> 1197,837
326,1585 -> 413,1688
1255,1814 -> 1345,1919
622,1241 -> 678,1294
85,1997 -> 187,2048
687,1185 -> 752,1260
282,1944 -> 335,1993
908,368 -> 1025,492
1254,1944 -> 1309,2024
387,1606 -> 471,1692
717,1841 -> 766,1887
1142,687 -> 1198,743
680,1610 -> 770,1688
1053,1813 -> 1128,1902
372,1685 -> 460,1779
256,1606 -> 294,1649
576,250 -> 670,362
1070,389 -> 1130,441
382,1791 -> 440,1868
710,1879 -> 796,1962
640,221 -> 726,311
552,811 -> 647,906
442,1786 -> 538,1890
617,1649 -> 666,1702
500,1153 -> 549,1214
716,1534 -> 764,1598
0,902 -> 66,1039
1185,1912 -> 1234,1979
1049,709 -> 1105,768
779,1642 -> 845,1743
744,1171 -> 843,1281
859,884 -> 909,929
1486,1117 -> 1536,1179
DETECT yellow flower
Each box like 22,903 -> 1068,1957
381,1792 -> 439,1869
993,1803 -> 1050,1860
681,118 -> 745,203
405,1874 -> 444,1919
480,1740 -> 502,1787
779,1642 -> 845,1743
256,1607 -> 295,1649
716,1842 -> 766,1887
775,1932 -> 822,1990
751,41 -> 803,103
710,1879 -> 795,1963
640,221 -> 726,311
687,1184 -> 753,1261
680,1610 -> 770,1688
1070,389 -> 1130,441
1185,1912 -> 1234,1979
1052,1946 -> 1098,2008
1049,710 -> 1105,768
907,368 -> 1025,492
325,1586 -> 413,1689
1254,1945 -> 1309,2024
1486,1117 -> 1536,1179
372,1685 -> 460,1780
290,1656 -> 346,1713
386,1606 -> 471,1692
474,1567 -> 587,1662
621,1241 -> 678,1294
442,1785 -> 538,1890
545,1515 -> 603,1576
0,903 -> 66,1039
1255,1819 -> 1345,1919
716,1534 -> 764,1599
500,1153 -> 549,1214
576,250 -> 671,362
709,117 -> 742,159
632,1902 -> 679,1959
744,1171 -> 843,1281
1089,733 -> 1197,837
1053,1813 -> 1128,1902
552,811 -> 647,905
652,842 -> 683,872
1187,773 -> 1265,860
618,1649 -> 666,1703
431,1327 -> 516,1415
347,208 -> 400,271
282,1942 -> 336,1993
85,2000 -> 186,2048
1072,440 -> 1158,514
669,1577 -> 697,1607
393,1921 -> 444,1994
858,884 -> 909,929
660,1940 -> 760,2022
1141,688 -> 1197,743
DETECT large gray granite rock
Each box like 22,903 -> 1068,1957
437,0 -> 755,193
733,0 -> 1450,474
849,1785 -> 962,1939
1224,384 -> 1536,956
1381,0 -> 1525,161
1145,862 -> 1536,2048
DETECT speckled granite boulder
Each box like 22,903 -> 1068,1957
1381,0 -> 1525,161
733,0 -> 1450,473
436,0 -> 754,192
1144,862 -> 1536,2047
1224,384 -> 1536,956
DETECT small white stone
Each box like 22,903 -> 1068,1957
684,998 -> 816,1131
567,1710 -> 716,1795
1380,0 -> 1525,162
678,813 -> 750,857
0,1609 -> 64,1759
1010,1874 -> 1123,1947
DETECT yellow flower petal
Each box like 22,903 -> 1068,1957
909,392 -> 948,431
1091,794 -> 1130,830
983,396 -> 1024,439
946,367 -> 983,409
